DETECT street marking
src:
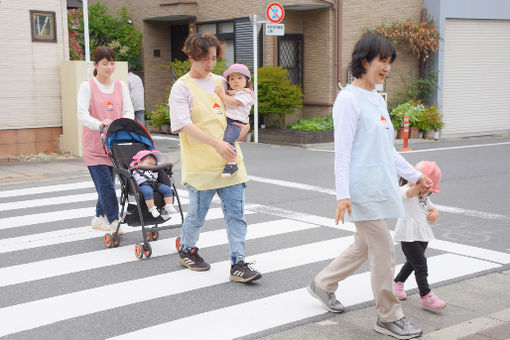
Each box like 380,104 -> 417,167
0,182 -> 93,199
152,135 -> 180,142
0,190 -> 190,212
435,204 -> 510,222
249,205 -> 510,265
0,205 -> 237,254
306,141 -> 510,153
400,141 -> 510,154
0,217 -> 310,287
248,176 -> 510,221
109,253 -> 499,340
0,236 -> 355,337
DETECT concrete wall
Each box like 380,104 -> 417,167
0,0 -> 69,159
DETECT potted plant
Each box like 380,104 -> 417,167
390,101 -> 423,139
421,105 -> 444,139
148,102 -> 169,133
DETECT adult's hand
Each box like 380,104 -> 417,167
335,199 -> 352,225
416,174 -> 433,191
235,122 -> 251,142
214,140 -> 237,162
101,119 -> 112,127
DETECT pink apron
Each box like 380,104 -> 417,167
82,78 -> 123,166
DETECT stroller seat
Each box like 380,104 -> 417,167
101,118 -> 184,259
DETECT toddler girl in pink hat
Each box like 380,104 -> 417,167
131,150 -> 177,220
393,160 -> 447,311
215,63 -> 254,177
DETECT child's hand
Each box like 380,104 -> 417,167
215,86 -> 225,97
427,208 -> 439,224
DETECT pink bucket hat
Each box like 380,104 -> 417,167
415,160 -> 441,193
130,150 -> 162,167
223,64 -> 251,81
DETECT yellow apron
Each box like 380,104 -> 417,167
179,73 -> 249,190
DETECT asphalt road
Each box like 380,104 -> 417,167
0,135 -> 509,339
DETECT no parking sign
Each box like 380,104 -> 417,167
266,2 -> 285,24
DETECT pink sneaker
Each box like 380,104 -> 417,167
421,292 -> 447,311
393,281 -> 407,300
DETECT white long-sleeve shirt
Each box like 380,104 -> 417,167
333,88 -> 421,200
77,77 -> 134,130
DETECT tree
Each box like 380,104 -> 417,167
68,2 -> 142,69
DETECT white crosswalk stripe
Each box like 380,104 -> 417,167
0,179 -> 508,339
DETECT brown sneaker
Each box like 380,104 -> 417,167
178,247 -> 210,271
229,261 -> 262,283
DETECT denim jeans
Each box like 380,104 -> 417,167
181,182 -> 247,264
88,165 -> 119,223
139,182 -> 173,200
223,118 -> 245,149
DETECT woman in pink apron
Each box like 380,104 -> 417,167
77,46 -> 134,234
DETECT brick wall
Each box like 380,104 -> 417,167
341,0 -> 422,107
0,128 -> 62,162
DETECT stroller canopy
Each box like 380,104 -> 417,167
105,118 -> 156,153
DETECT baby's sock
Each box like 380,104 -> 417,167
149,206 -> 160,218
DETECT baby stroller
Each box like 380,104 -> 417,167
100,118 -> 184,259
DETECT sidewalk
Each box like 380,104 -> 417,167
256,269 -> 510,340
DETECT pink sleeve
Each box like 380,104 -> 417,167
169,79 -> 193,133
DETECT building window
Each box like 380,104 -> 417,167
278,34 -> 303,89
197,21 -> 234,66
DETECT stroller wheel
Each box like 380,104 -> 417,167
146,231 -> 152,242
104,233 -> 113,248
143,243 -> 152,258
134,244 -> 143,259
175,236 -> 181,252
151,231 -> 159,241
112,232 -> 120,247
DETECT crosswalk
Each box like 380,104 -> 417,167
1,180 -> 509,339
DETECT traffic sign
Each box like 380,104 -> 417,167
266,23 -> 284,36
266,2 -> 285,24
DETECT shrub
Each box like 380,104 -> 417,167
289,116 -> 333,131
390,101 -> 424,130
257,66 -> 303,128
422,105 -> 444,131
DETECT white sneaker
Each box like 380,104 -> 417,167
91,215 -> 109,231
164,204 -> 178,215
108,219 -> 125,235
149,206 -> 160,218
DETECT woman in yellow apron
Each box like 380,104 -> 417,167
169,33 -> 261,283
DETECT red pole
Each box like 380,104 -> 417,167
399,114 -> 413,151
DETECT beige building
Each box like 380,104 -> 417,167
0,0 -> 69,160
94,0 -> 421,124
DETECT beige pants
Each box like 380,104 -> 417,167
315,219 -> 404,322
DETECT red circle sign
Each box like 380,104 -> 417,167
266,2 -> 285,24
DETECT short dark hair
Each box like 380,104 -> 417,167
92,46 -> 116,76
349,33 -> 397,79
182,33 -> 225,60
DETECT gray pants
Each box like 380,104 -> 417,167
134,110 -> 145,126
315,219 -> 403,322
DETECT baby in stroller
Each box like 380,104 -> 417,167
131,150 -> 178,220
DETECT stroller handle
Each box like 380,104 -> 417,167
130,162 -> 173,172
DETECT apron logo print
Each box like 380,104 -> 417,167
105,101 -> 114,112
380,115 -> 389,129
212,102 -> 224,115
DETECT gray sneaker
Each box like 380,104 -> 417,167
306,281 -> 344,313
374,316 -> 422,339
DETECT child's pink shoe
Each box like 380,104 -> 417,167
393,281 -> 407,300
421,292 -> 447,311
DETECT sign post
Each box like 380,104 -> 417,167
250,3 -> 284,143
